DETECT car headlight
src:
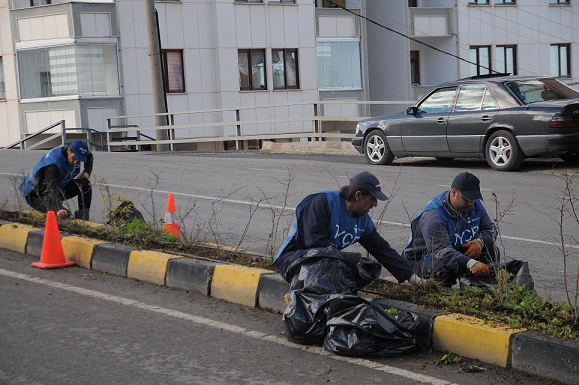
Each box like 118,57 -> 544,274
356,122 -> 368,134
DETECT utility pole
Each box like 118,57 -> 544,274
144,0 -> 170,152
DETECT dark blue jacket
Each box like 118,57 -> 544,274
273,191 -> 413,283
403,191 -> 498,275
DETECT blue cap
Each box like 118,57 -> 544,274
451,172 -> 483,201
350,171 -> 388,201
70,140 -> 89,163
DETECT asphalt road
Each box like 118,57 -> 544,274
0,149 -> 578,303
0,248 -> 564,385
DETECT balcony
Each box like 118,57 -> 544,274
409,7 -> 453,37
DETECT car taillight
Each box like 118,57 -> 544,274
550,116 -> 575,128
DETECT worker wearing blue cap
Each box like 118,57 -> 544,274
19,140 -> 93,220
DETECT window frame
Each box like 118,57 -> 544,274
467,0 -> 490,5
495,0 -> 516,5
469,45 -> 491,76
496,45 -> 517,75
316,39 -> 362,91
0,56 -> 5,100
272,48 -> 299,90
238,49 -> 267,91
550,0 -> 570,5
30,0 -> 51,6
550,43 -> 571,78
161,49 -> 185,93
410,50 -> 420,85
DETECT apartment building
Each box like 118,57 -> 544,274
0,0 -> 577,149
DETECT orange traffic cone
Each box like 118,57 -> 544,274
32,211 -> 76,269
163,193 -> 180,238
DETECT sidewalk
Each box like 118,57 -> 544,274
0,219 -> 577,384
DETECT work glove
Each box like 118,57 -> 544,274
408,274 -> 439,292
467,259 -> 490,276
461,238 -> 485,259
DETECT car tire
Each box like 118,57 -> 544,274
559,152 -> 579,163
485,130 -> 524,171
364,130 -> 395,165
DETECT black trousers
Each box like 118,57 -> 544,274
25,179 -> 92,213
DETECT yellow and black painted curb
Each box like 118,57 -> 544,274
0,220 -> 577,384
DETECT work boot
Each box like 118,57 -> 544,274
74,209 -> 90,221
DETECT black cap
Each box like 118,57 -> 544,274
451,172 -> 483,201
350,171 -> 388,201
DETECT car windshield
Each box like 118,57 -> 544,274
506,78 -> 579,104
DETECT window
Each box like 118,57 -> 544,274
235,0 -> 263,3
323,0 -> 345,7
161,50 -> 185,93
18,44 -> 119,99
30,0 -> 51,6
468,0 -> 489,4
550,0 -> 569,4
269,0 -> 295,3
551,44 -> 571,78
238,49 -> 266,91
410,51 -> 420,85
495,0 -> 516,4
317,40 -> 362,90
455,84 -> 497,112
0,57 -> 5,99
408,0 -> 418,7
469,46 -> 491,76
496,45 -> 517,75
418,87 -> 457,114
272,49 -> 299,89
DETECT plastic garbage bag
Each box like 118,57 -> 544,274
459,259 -> 534,290
283,249 -> 376,344
323,295 -> 420,358
282,247 -> 420,356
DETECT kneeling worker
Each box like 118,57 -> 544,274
19,140 -> 93,220
403,172 -> 499,287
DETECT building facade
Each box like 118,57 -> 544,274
0,0 -> 577,148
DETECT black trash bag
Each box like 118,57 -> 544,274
282,290 -> 331,345
322,295 -> 420,358
107,200 -> 145,225
287,247 -> 382,292
282,248 -> 383,345
459,259 -> 534,291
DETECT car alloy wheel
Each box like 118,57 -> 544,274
486,130 -> 524,171
364,130 -> 394,165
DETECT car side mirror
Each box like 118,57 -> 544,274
407,106 -> 418,116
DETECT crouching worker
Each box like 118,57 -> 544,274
403,172 -> 499,287
273,171 -> 425,351
273,170 -> 424,287
19,140 -> 93,220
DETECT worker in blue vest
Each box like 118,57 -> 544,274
403,172 -> 499,287
273,171 -> 424,286
19,140 -> 93,220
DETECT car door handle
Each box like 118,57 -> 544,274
480,115 -> 493,121
437,118 -> 446,123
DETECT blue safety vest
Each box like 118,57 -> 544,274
19,146 -> 81,197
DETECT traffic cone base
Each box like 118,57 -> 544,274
32,211 -> 76,269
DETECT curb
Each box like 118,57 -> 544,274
0,219 -> 577,384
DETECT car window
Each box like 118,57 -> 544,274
417,86 -> 457,114
481,88 -> 498,110
454,84 -> 486,111
507,79 -> 566,104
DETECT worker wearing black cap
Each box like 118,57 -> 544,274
403,172 -> 499,287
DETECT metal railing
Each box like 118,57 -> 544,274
104,100 -> 413,151
4,120 -> 106,152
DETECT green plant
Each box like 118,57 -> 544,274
435,353 -> 461,365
